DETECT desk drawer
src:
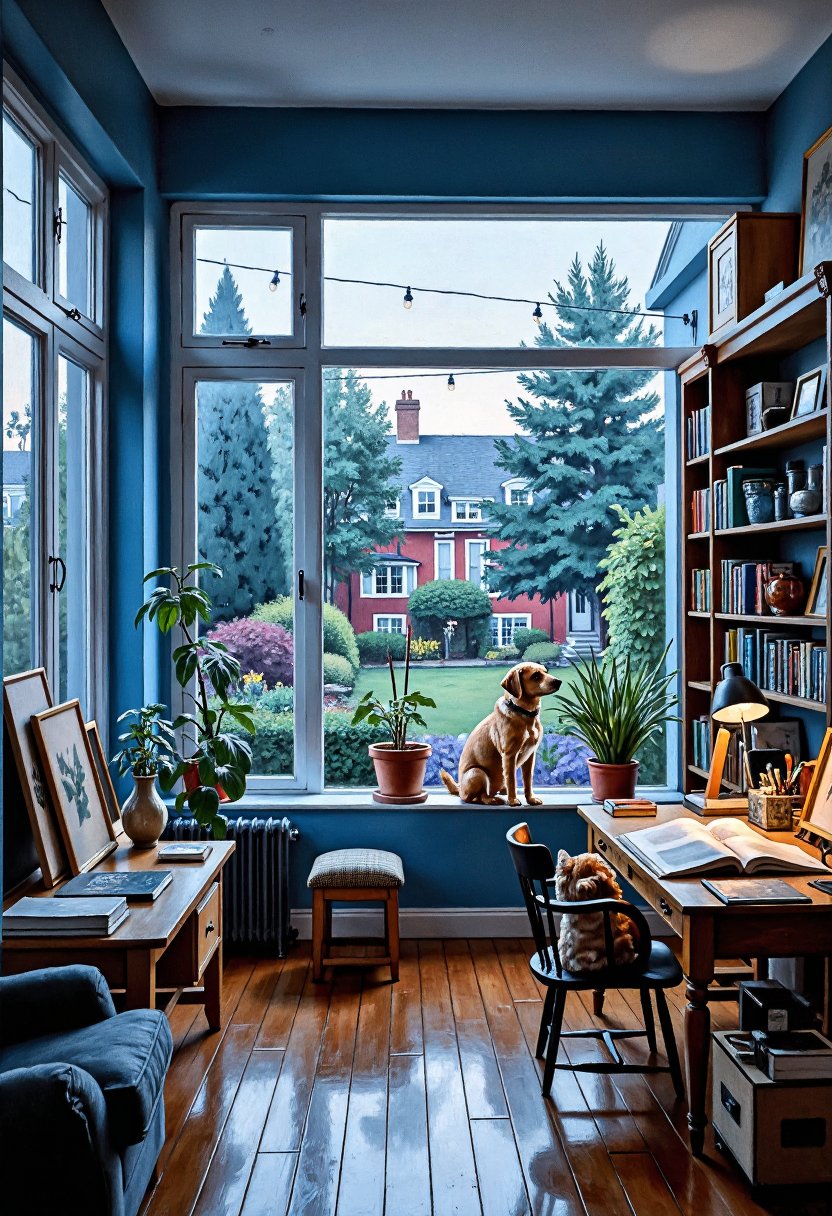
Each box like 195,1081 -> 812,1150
591,830 -> 683,937
196,883 -> 221,977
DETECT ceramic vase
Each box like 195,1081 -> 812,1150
789,464 -> 823,517
741,479 -> 774,524
121,774 -> 168,848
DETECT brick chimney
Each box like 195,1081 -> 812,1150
395,389 -> 420,444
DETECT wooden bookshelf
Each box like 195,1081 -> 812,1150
680,264 -> 832,793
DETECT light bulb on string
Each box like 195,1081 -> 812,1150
447,374 -> 456,391
403,286 -> 414,310
269,271 -> 280,292
532,303 -> 543,325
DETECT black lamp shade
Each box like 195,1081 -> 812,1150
711,662 -> 769,724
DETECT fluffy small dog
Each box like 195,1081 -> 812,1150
440,662 -> 560,806
555,849 -> 638,972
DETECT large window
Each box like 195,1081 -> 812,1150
2,70 -> 107,718
174,206 -> 705,793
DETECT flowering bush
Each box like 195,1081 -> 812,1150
419,730 -> 590,788
253,595 -> 359,675
207,618 -> 294,689
410,636 -> 440,660
484,645 -> 520,661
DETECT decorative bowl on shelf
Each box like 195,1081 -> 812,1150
764,574 -> 805,616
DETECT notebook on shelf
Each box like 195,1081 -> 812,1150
56,870 -> 173,902
620,817 -> 827,879
2,895 -> 129,937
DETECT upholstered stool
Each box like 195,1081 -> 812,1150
307,848 -> 404,982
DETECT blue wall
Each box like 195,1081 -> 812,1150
766,33 -> 832,213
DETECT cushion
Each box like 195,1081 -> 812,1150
307,848 -> 405,889
0,1007 -> 172,1149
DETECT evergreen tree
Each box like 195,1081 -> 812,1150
197,266 -> 285,618
267,370 -> 403,607
489,245 -> 663,611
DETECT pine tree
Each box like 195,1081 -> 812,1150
197,267 -> 285,618
489,244 -> 663,612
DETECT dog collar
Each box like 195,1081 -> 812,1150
502,696 -> 539,720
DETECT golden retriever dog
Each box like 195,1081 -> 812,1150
555,849 -> 638,972
440,662 -> 561,806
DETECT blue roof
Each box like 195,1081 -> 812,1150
387,434 -> 511,529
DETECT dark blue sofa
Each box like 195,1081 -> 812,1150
0,966 -> 173,1216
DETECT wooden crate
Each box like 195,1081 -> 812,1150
712,1030 -> 832,1185
708,213 -> 800,337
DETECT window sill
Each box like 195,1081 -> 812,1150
167,788 -> 683,814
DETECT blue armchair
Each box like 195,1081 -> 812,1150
0,966 -> 173,1216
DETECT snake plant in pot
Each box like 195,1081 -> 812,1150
136,563 -> 255,838
554,646 -> 679,800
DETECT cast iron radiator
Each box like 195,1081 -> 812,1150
164,816 -> 299,956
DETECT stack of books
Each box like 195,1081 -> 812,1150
2,895 -> 129,937
725,628 -> 827,703
712,465 -> 776,530
690,568 -> 711,611
691,716 -> 711,771
686,405 -> 711,459
691,487 -> 711,533
720,559 -> 795,615
753,1030 -> 832,1081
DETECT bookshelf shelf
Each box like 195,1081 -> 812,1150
680,260 -> 832,794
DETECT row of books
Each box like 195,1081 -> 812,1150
686,405 -> 711,460
720,559 -> 795,615
691,487 -> 711,534
712,465 -> 775,531
690,568 -> 711,612
725,627 -> 827,703
691,717 -> 711,771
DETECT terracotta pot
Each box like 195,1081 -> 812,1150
369,742 -> 432,804
121,775 -> 168,848
183,761 -> 230,803
586,759 -> 639,802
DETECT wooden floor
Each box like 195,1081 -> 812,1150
140,940 -> 832,1216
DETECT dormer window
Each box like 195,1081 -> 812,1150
451,498 -> 484,522
502,477 -> 533,506
409,476 -> 442,520
384,497 -> 400,519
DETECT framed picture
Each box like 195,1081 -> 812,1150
801,124 -> 832,275
752,719 -> 802,764
798,728 -> 832,847
806,548 -> 828,618
791,366 -> 827,419
85,720 -> 122,834
31,700 -> 117,874
709,228 -> 737,334
3,669 -> 68,888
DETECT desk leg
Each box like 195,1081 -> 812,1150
204,941 -> 223,1031
685,980 -> 711,1157
126,950 -> 157,1011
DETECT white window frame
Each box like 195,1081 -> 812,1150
465,537 -> 492,591
383,496 -> 400,519
491,613 -> 532,647
434,537 -> 455,580
170,199 -> 722,793
360,561 -> 417,598
502,477 -> 533,506
373,613 -> 407,633
451,497 -> 486,522
409,475 -> 442,520
2,67 -> 108,725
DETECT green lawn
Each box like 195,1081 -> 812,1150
352,663 -> 583,736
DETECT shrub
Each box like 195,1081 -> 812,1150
410,636 -> 440,660
421,730 -> 591,788
323,652 -> 356,688
522,642 -> 562,665
512,627 -> 549,655
484,645 -> 519,661
408,579 -> 493,657
356,630 -> 407,663
253,595 -> 359,674
206,617 -> 294,688
257,686 -> 293,713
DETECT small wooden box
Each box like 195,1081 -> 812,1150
745,381 -> 794,435
748,790 -> 802,832
708,213 -> 800,338
712,1030 -> 832,1186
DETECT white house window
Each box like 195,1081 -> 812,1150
361,563 -> 417,597
418,489 -> 436,514
466,539 -> 491,589
503,477 -> 533,506
491,614 -> 532,647
2,492 -> 11,520
384,497 -> 400,518
373,614 -> 406,634
451,498 -> 484,522
409,476 -> 442,519
435,539 -> 454,580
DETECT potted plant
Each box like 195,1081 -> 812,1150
136,563 -> 256,838
111,704 -> 178,847
352,628 -> 436,804
554,646 -> 679,801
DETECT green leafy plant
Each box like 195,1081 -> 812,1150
512,627 -> 549,655
351,632 -> 436,750
522,641 -> 562,665
111,704 -> 178,779
135,563 -> 255,837
554,647 -> 679,765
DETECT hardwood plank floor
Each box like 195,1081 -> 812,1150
140,939 -> 832,1216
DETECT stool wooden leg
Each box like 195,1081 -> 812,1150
312,889 -> 325,982
387,888 -> 400,982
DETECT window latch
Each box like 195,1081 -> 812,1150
299,293 -> 307,317
220,337 -> 272,348
48,554 -> 67,593
297,569 -> 305,601
54,207 -> 65,245
61,305 -> 83,322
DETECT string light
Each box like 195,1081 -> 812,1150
532,303 -> 543,325
447,374 -> 456,391
269,270 -> 280,291
403,286 -> 414,310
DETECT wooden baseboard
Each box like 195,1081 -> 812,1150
291,906 -> 667,940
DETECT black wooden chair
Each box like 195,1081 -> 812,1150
506,822 -> 685,1099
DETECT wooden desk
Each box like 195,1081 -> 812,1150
3,839 -> 235,1030
578,802 -> 832,1156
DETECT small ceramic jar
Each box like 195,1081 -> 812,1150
789,464 -> 823,517
742,478 -> 775,524
773,482 -> 789,520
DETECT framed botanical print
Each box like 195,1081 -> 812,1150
806,547 -> 828,618
85,720 -> 122,834
3,669 -> 67,887
801,124 -> 832,275
798,728 -> 832,848
32,700 -> 117,874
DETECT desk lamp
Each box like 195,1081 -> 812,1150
711,662 -> 769,754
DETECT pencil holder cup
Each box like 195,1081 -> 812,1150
748,790 -> 802,832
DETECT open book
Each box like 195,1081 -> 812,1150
620,818 -> 828,879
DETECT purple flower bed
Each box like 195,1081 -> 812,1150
418,731 -> 591,788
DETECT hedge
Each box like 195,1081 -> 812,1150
323,652 -> 355,687
356,630 -> 407,663
253,595 -> 360,674
522,641 -> 562,665
512,627 -> 549,655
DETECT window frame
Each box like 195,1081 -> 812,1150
359,560 -> 418,598
434,537 -> 455,581
491,613 -> 532,648
451,497 -> 486,522
373,613 -> 407,633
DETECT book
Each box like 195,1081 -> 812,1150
158,842 -> 211,862
684,791 -> 748,815
701,877 -> 812,905
602,798 -> 657,818
725,466 -> 776,529
756,1030 -> 832,1080
3,895 -> 129,936
56,870 -> 173,902
620,817 -> 828,879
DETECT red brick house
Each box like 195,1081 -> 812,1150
336,390 -> 581,649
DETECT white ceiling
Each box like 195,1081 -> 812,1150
102,0 -> 832,110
